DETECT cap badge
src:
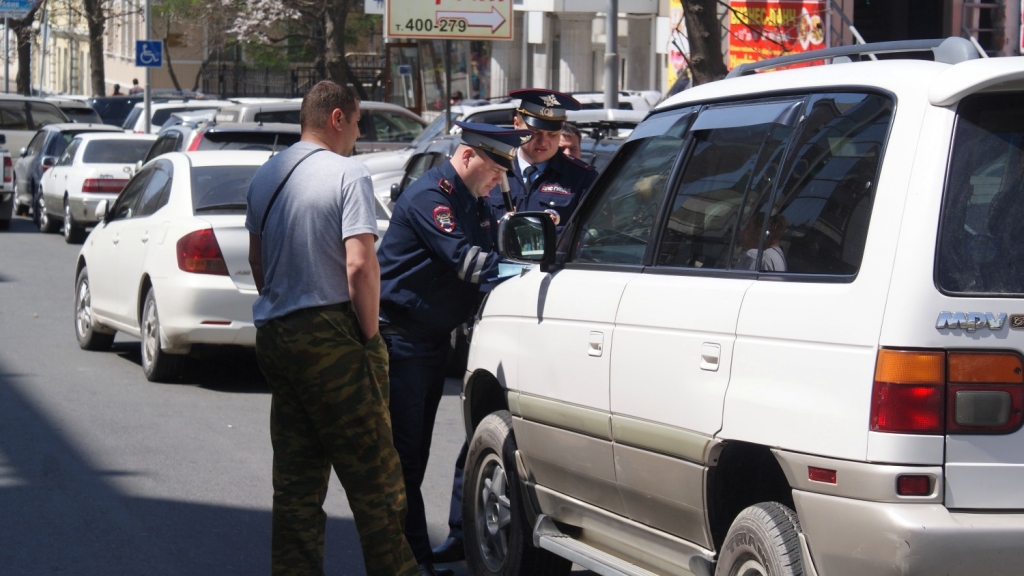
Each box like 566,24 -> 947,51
541,108 -> 554,117
541,94 -> 561,107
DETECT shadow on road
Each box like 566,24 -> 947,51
3,215 -> 42,234
0,363 -> 367,575
112,342 -> 269,393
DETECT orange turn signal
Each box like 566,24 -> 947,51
875,350 -> 945,385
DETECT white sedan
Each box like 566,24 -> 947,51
39,132 -> 156,243
73,150 -> 391,382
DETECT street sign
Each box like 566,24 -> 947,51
0,0 -> 40,20
386,0 -> 513,41
135,40 -> 163,68
397,64 -> 412,76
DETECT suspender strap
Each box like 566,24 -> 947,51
259,148 -> 325,236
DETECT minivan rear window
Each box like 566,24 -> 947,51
938,92 -> 1024,296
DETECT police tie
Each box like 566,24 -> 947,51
522,165 -> 537,187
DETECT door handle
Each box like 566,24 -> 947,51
141,233 -> 149,243
588,331 -> 604,357
112,235 -> 120,245
700,343 -> 721,372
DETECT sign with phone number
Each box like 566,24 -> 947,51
386,0 -> 513,41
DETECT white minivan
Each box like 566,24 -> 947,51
461,38 -> 1024,576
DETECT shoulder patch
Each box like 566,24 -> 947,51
438,178 -> 454,195
432,205 -> 456,233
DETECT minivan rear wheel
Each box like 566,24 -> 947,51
464,411 -> 571,576
714,502 -> 804,576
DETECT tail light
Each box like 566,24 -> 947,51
176,229 -> 228,275
187,131 -> 205,151
81,178 -> 127,194
871,349 -> 1024,435
3,156 -> 11,184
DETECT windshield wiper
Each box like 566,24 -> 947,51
195,202 -> 247,211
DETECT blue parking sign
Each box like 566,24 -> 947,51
135,41 -> 163,68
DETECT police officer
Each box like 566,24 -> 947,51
488,89 -> 598,232
377,121 -> 532,576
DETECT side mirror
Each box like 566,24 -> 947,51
498,212 -> 557,268
19,147 -> 26,156
95,199 -> 109,222
390,182 -> 402,203
41,156 -> 56,167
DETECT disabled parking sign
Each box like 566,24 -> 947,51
135,41 -> 163,68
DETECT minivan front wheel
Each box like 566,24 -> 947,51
463,411 -> 571,576
715,502 -> 804,576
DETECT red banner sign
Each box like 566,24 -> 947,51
728,1 -> 827,70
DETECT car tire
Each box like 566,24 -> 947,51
31,183 -> 41,225
63,200 -> 86,244
464,411 -> 572,576
74,267 -> 115,351
141,288 -> 182,382
37,193 -> 59,233
14,179 -> 29,216
714,502 -> 804,576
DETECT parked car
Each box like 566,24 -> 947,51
37,133 -> 156,242
47,97 -> 104,124
73,151 -> 269,381
14,122 -> 124,221
0,138 -> 13,230
88,95 -> 146,126
216,100 -> 428,154
144,122 -> 300,163
460,38 -> 1024,576
570,90 -> 661,111
0,95 -> 70,159
121,100 -> 233,134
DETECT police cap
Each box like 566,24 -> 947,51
456,120 -> 533,171
510,89 -> 582,132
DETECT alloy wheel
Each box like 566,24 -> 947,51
63,202 -> 72,239
76,277 -> 93,338
142,298 -> 159,370
475,451 -> 511,571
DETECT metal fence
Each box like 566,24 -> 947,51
201,57 -> 383,99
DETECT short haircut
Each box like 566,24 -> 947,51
561,122 -> 582,142
299,81 -> 359,132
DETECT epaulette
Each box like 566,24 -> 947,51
438,178 -> 454,195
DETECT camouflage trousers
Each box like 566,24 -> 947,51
255,303 -> 418,576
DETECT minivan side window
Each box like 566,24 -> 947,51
570,107 -> 696,265
28,102 -> 67,128
0,102 -> 28,130
656,100 -> 801,270
766,93 -> 893,276
938,92 -> 1024,295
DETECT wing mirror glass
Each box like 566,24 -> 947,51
498,212 -> 557,267
95,199 -> 110,222
41,156 -> 56,167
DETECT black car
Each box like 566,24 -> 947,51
87,95 -> 146,126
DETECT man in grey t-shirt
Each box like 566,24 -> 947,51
246,81 -> 417,576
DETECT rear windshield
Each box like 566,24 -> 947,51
82,140 -> 153,164
151,107 -> 191,127
196,131 -> 300,152
191,165 -> 260,212
938,92 -> 1024,296
62,107 -> 103,124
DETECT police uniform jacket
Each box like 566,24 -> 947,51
488,151 -> 597,229
378,161 -> 500,340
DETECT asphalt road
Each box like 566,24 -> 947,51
0,215 -> 472,575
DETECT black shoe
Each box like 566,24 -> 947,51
431,536 -> 465,563
417,563 -> 454,576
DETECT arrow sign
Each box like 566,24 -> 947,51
436,8 -> 506,33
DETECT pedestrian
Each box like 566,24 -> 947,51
245,80 -> 418,576
376,121 -> 532,576
486,89 -> 597,233
449,90 -> 464,106
560,121 -> 584,160
111,84 -> 123,96
128,78 -> 143,95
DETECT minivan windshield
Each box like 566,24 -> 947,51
938,92 -> 1024,295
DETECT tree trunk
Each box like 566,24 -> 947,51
84,0 -> 105,96
162,17 -> 182,91
681,0 -> 728,86
10,2 -> 41,95
324,1 -> 368,100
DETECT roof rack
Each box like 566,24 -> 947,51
726,37 -> 979,79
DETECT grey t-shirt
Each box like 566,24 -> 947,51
245,141 -> 378,327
